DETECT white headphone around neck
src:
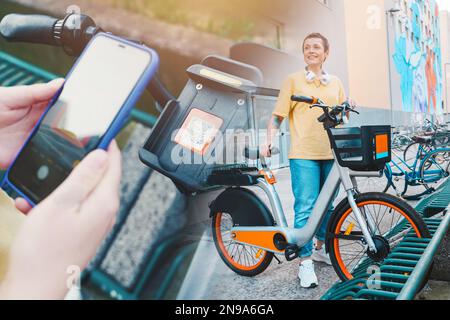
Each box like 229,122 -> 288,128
305,69 -> 331,86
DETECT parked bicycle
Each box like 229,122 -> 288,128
403,119 -> 450,165
391,127 -> 413,152
360,120 -> 450,200
209,96 -> 430,281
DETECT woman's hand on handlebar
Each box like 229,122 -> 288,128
261,143 -> 273,158
345,97 -> 357,109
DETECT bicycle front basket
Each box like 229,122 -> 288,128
327,126 -> 391,172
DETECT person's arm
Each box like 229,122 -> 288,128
337,79 -> 356,119
262,115 -> 285,157
261,77 -> 292,157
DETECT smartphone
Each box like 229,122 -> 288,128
1,33 -> 159,206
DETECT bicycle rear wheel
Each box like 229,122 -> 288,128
403,142 -> 432,165
210,188 -> 275,277
327,192 -> 430,282
419,148 -> 450,190
212,212 -> 274,277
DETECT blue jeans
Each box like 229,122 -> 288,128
290,159 -> 336,258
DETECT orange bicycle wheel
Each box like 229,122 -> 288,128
212,212 -> 274,277
327,192 -> 430,281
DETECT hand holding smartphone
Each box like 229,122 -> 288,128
1,33 -> 159,206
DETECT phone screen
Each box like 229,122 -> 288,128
8,34 -> 151,204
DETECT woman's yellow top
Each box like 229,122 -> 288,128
273,71 -> 347,160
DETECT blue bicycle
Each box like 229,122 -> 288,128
382,144 -> 450,200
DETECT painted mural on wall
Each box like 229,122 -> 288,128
392,0 -> 443,115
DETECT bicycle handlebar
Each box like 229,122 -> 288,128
0,13 -> 175,108
0,14 -> 58,46
290,95 -> 320,105
291,95 -> 359,128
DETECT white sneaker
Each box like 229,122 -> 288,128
298,260 -> 318,289
312,246 -> 332,266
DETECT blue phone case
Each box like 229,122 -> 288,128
1,32 -> 159,207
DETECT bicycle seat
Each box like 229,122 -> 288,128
207,167 -> 262,186
412,136 -> 432,144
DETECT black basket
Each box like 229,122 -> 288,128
327,126 -> 391,172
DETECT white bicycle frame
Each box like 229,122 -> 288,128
231,151 -> 383,254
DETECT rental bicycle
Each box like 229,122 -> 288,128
209,96 -> 431,281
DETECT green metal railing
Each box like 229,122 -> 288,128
322,179 -> 450,300
397,212 -> 450,300
85,236 -> 197,300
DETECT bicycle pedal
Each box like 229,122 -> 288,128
284,244 -> 300,262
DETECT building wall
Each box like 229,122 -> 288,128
343,0 -> 391,110
389,0 -> 443,116
440,10 -> 450,114
255,0 -> 350,90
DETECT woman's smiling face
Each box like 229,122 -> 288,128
303,37 -> 328,67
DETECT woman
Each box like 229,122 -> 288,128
262,33 -> 354,289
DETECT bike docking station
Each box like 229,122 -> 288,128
139,54 -> 267,194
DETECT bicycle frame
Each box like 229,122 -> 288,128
388,149 -> 421,181
230,153 -> 383,254
386,146 -> 450,195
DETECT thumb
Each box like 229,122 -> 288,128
41,149 -> 109,211
3,78 -> 65,110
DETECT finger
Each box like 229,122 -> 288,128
14,198 -> 33,215
1,78 -> 65,110
41,149 -> 109,211
81,141 -> 122,217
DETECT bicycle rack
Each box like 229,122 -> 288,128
321,178 -> 450,300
